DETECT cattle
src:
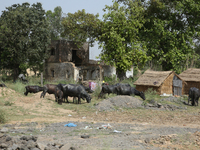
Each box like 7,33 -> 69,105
60,84 -> 91,104
80,84 -> 94,93
98,83 -> 131,99
55,88 -> 63,105
116,85 -> 146,100
188,87 -> 200,106
40,84 -> 59,101
0,83 -> 7,87
24,85 -> 44,96
98,84 -> 118,99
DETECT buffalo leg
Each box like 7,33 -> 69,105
188,96 -> 191,105
24,91 -> 28,96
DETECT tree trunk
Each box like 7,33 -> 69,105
116,68 -> 126,81
41,72 -> 43,86
13,65 -> 20,82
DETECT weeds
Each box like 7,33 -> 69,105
0,109 -> 6,124
4,101 -> 14,106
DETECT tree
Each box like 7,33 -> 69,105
0,2 -> 51,81
61,9 -> 100,47
140,0 -> 200,73
46,6 -> 64,40
97,0 -> 150,79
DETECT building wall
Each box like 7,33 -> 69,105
45,62 -> 79,82
102,66 -> 116,77
183,81 -> 200,95
126,67 -> 133,78
48,40 -> 89,65
160,73 -> 174,95
135,85 -> 160,94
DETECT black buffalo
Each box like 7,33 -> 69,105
98,84 -> 118,99
24,85 -> 44,96
80,84 -> 94,93
0,83 -> 7,87
116,85 -> 146,100
98,83 -> 130,99
60,84 -> 91,104
40,84 -> 62,104
188,87 -> 200,106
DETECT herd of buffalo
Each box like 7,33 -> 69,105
1,81 -> 199,106
23,83 -> 146,105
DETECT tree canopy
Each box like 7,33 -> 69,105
97,0 -> 150,78
46,6 -> 64,40
61,9 -> 100,47
141,0 -> 200,73
0,2 -> 51,80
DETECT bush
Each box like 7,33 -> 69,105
8,81 -> 26,94
4,101 -> 14,106
0,109 -> 6,124
144,88 -> 159,101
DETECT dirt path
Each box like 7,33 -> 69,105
0,88 -> 200,149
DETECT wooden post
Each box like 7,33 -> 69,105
41,72 -> 43,87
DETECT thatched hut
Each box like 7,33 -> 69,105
179,68 -> 200,94
134,70 -> 185,96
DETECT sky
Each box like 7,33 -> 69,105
0,0 -> 114,60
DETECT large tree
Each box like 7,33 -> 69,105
0,2 -> 51,81
140,0 -> 200,73
46,6 -> 64,40
98,0 -> 150,79
61,9 -> 100,47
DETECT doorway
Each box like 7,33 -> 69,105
72,50 -> 82,66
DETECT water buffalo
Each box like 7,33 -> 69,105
60,84 -> 91,104
0,83 -> 7,87
40,84 -> 61,102
116,85 -> 146,100
98,83 -> 130,99
188,87 -> 200,106
24,85 -> 44,96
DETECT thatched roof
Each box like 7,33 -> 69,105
179,68 -> 200,82
134,70 -> 178,87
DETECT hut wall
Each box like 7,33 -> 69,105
135,85 -> 161,95
160,73 -> 174,95
183,81 -> 200,95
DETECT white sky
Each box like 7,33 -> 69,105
0,0 -> 114,60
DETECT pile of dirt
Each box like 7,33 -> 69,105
95,96 -> 144,111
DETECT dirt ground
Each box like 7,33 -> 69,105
0,88 -> 200,150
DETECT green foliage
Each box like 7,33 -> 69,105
141,0 -> 200,73
9,81 -> 26,94
4,101 -> 14,106
0,109 -> 6,124
0,2 -> 51,79
62,9 -> 100,47
46,6 -> 64,40
144,88 -> 159,101
98,0 -> 150,77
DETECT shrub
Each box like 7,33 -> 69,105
0,109 -> 6,124
144,88 -> 158,101
4,101 -> 14,106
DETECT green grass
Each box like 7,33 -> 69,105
0,109 -> 6,124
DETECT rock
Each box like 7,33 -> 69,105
81,135 -> 90,139
0,143 -> 8,148
144,138 -> 150,143
10,144 -> 20,150
60,144 -> 74,150
31,148 -> 40,150
37,142 -> 46,150
27,140 -> 37,149
0,127 -> 8,133
6,136 -> 12,141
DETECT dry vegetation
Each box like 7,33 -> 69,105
0,80 -> 200,149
